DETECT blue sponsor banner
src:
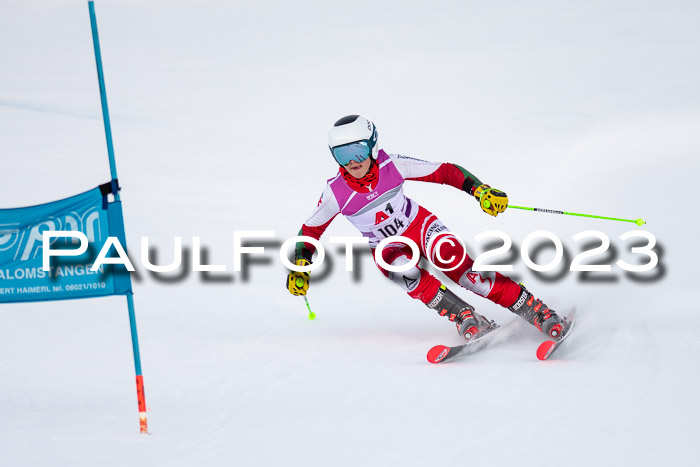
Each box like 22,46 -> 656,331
0,184 -> 132,303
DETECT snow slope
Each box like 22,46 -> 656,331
1,1 -> 699,466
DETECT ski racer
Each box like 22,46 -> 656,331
286,115 -> 564,341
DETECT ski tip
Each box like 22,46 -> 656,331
536,340 -> 557,361
427,345 -> 451,364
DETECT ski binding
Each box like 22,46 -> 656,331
536,310 -> 577,361
427,321 -> 500,364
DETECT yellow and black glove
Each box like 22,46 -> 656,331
474,184 -> 508,217
286,258 -> 310,296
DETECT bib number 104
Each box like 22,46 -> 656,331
472,230 -> 658,273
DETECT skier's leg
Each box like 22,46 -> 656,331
425,223 -> 565,338
371,241 -> 482,340
424,227 -> 522,307
371,243 -> 440,303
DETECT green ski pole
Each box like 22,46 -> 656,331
295,276 -> 316,320
302,295 -> 316,320
507,204 -> 646,226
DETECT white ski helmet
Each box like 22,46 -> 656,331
328,115 -> 379,166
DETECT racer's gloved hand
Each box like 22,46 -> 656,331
286,258 -> 310,296
474,184 -> 508,217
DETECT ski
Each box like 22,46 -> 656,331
536,310 -> 577,361
427,322 -> 500,364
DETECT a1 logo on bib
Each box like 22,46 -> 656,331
375,211 -> 389,224
369,202 -> 409,240
374,203 -> 395,225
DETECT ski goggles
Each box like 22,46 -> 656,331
330,140 -> 373,166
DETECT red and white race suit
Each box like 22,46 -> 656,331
298,150 -> 521,308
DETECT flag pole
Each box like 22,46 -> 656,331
88,0 -> 148,434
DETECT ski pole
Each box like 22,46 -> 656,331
295,274 -> 316,319
507,204 -> 646,226
302,295 -> 316,320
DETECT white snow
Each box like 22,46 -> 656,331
1,0 -> 699,466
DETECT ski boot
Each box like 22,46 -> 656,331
427,285 -> 491,340
509,285 -> 564,339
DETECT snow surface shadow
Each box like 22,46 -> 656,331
0,99 -> 150,124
